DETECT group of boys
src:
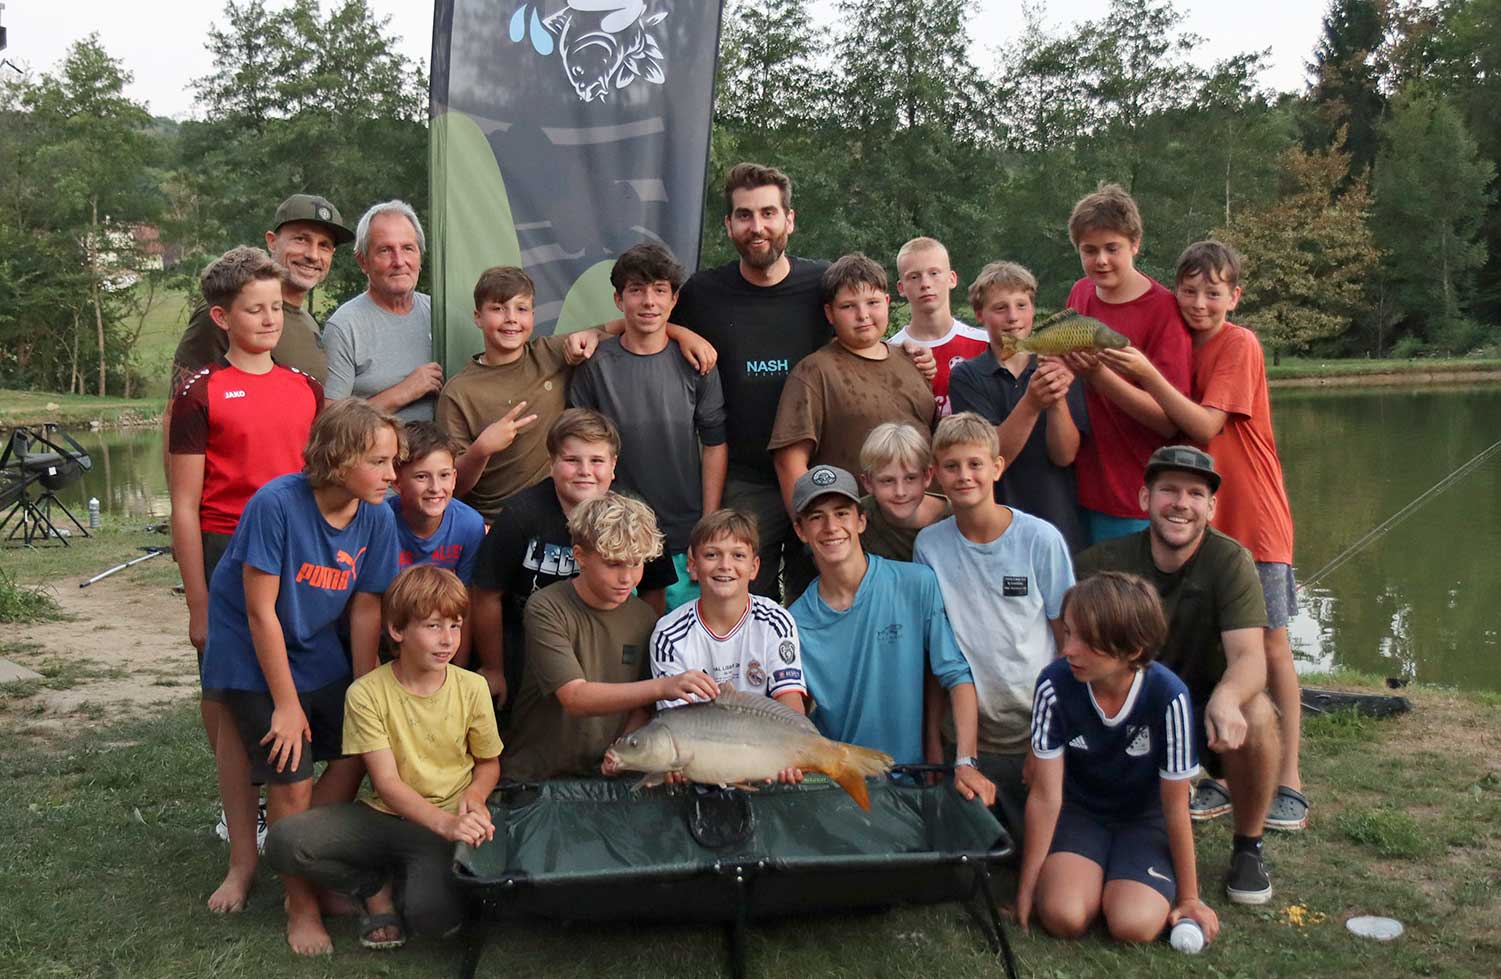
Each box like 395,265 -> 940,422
166,161 -> 1303,955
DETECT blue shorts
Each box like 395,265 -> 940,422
1083,510 -> 1149,547
1049,804 -> 1176,902
1257,562 -> 1297,630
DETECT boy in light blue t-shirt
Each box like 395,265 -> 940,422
914,411 -> 1075,840
786,465 -> 994,807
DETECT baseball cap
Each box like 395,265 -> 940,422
272,194 -> 354,245
792,465 -> 862,514
1144,445 -> 1221,493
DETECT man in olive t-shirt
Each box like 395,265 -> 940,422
498,493 -> 718,781
1073,445 -> 1280,907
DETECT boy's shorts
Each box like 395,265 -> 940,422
1083,510 -> 1149,547
1049,803 -> 1176,903
219,679 -> 350,785
196,531 -> 236,698
1256,562 -> 1298,631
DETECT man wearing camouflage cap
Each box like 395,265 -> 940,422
169,193 -> 354,391
1073,445 -> 1281,907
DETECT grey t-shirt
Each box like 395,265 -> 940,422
322,291 -> 435,421
567,337 -> 727,552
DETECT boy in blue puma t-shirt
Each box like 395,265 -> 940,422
1016,571 -> 1218,948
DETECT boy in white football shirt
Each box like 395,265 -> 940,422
650,509 -> 806,714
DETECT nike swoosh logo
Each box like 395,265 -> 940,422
1146,866 -> 1172,884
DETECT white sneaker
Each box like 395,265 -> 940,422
214,802 -> 269,853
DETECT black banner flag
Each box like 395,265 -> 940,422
430,0 -> 725,366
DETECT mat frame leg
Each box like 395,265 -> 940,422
966,861 -> 1019,979
457,900 -> 491,979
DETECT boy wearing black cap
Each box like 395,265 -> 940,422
786,464 -> 995,807
1073,445 -> 1280,906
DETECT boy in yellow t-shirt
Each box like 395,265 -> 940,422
264,565 -> 502,951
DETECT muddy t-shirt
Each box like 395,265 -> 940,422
858,493 -> 951,563
500,582 -> 658,780
671,258 -> 830,481
170,297 -> 328,391
768,341 -> 936,479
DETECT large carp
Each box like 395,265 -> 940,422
604,691 -> 894,811
998,309 -> 1129,359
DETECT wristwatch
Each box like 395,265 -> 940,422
954,755 -> 978,769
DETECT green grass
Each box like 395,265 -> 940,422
0,388 -> 165,429
0,568 -> 62,623
1266,356 -> 1501,382
2,683 -> 1500,978
132,284 -> 194,400
0,519 -> 175,590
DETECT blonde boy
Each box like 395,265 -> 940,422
1060,184 -> 1191,545
502,493 -> 719,780
950,261 -> 1089,552
913,413 -> 1075,838
264,565 -> 502,950
887,237 -> 988,416
857,422 -> 950,562
200,399 -> 404,955
1099,241 -> 1306,831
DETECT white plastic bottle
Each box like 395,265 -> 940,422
1170,918 -> 1205,954
87,497 -> 101,529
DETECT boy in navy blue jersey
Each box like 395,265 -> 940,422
200,399 -> 403,956
1017,572 -> 1219,947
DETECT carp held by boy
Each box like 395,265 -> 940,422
604,691 -> 895,811
997,309 -> 1129,359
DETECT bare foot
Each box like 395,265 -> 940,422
286,907 -> 333,957
207,867 -> 254,914
318,889 -> 360,917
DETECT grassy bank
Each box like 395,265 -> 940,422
1,668 -> 1497,978
1267,356 -> 1501,384
0,388 -> 165,430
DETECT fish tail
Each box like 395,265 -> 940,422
998,335 -> 1019,360
807,743 -> 894,812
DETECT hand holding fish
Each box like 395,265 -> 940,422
1023,358 -> 1073,409
952,764 -> 997,806
656,669 -> 719,705
1097,345 -> 1160,384
1061,349 -> 1102,378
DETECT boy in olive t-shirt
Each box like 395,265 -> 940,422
500,493 -> 720,780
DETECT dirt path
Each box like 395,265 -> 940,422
1,573 -> 195,735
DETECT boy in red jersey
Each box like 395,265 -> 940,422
1059,184 -> 1191,546
1098,240 -> 1306,832
168,245 -> 323,913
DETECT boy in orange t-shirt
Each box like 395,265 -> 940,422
1098,240 -> 1305,833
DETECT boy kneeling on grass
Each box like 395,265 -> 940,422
264,565 -> 502,952
1017,572 -> 1218,946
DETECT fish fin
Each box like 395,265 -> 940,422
642,34 -> 664,60
640,56 -> 665,84
542,8 -> 570,38
646,11 -> 668,26
617,63 -> 637,87
1034,309 -> 1080,331
724,782 -> 762,793
631,771 -> 672,790
714,689 -> 820,733
998,334 -> 1018,360
808,743 -> 894,812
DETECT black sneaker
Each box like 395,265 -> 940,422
1225,849 -> 1273,905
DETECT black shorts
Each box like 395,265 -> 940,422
1049,804 -> 1176,903
194,531 -> 236,699
220,679 -> 350,785
1191,696 -> 1224,779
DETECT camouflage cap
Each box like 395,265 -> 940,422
792,465 -> 862,514
272,194 -> 354,245
1145,444 -> 1221,493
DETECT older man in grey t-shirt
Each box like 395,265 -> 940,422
322,200 -> 443,422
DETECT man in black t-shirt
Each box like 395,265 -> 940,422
671,163 -> 934,599
470,410 -> 676,709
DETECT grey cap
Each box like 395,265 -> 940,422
792,465 -> 862,514
272,194 -> 355,245
1145,444 -> 1221,493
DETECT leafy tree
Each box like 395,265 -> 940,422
1304,0 -> 1391,175
1219,142 -> 1380,362
1371,86 -> 1494,351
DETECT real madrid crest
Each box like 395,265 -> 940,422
746,659 -> 765,686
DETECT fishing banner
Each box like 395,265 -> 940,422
430,0 -> 725,366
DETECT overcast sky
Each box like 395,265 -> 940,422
5,1 -> 1326,119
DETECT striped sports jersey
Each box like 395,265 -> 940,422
650,596 -> 805,710
1030,659 -> 1198,819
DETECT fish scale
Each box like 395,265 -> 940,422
998,309 -> 1129,359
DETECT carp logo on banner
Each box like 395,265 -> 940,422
430,0 -> 724,369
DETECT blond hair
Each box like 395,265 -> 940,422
933,411 -> 1000,460
568,492 -> 664,563
383,565 -> 469,632
896,236 -> 949,271
968,261 -> 1038,313
859,422 -> 932,476
689,508 -> 760,555
1067,182 -> 1144,246
302,399 -> 406,489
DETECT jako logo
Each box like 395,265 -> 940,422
223,390 -> 246,399
746,359 -> 788,374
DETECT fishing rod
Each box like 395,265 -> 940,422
1298,436 -> 1501,592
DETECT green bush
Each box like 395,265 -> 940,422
1390,335 -> 1426,359
0,569 -> 61,624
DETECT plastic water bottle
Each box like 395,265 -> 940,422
87,497 -> 101,529
1170,918 -> 1205,954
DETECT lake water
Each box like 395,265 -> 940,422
44,383 -> 1501,691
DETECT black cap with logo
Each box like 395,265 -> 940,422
1144,445 -> 1221,493
272,194 -> 354,245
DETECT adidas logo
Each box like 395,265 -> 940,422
1068,734 -> 1088,750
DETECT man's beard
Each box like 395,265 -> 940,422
735,230 -> 788,270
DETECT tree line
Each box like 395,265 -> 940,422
1,0 -> 1496,396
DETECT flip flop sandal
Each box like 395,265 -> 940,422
1190,778 -> 1233,821
1265,785 -> 1310,831
359,911 -> 406,951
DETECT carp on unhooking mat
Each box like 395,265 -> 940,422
604,691 -> 895,811
997,309 -> 1129,359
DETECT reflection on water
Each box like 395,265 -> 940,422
51,382 -> 1501,690
1276,383 -> 1501,690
